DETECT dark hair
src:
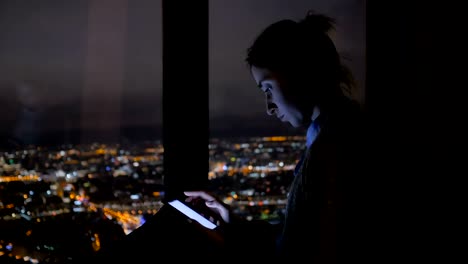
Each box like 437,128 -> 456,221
246,11 -> 355,110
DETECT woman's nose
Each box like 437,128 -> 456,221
266,102 -> 276,115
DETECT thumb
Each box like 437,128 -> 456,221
205,200 -> 230,223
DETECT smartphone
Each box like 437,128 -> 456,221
166,199 -> 217,230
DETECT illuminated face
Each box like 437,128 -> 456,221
250,65 -> 306,128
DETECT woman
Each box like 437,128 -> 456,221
185,11 -> 369,263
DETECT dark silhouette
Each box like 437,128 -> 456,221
184,10 -> 372,263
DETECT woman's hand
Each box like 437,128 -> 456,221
184,191 -> 230,223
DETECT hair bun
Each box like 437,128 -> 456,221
299,10 -> 336,34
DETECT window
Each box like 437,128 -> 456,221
0,0 -> 163,261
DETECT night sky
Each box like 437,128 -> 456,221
0,0 -> 366,143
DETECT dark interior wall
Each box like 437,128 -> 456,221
366,2 -> 466,262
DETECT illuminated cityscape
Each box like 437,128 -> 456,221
0,136 -> 305,263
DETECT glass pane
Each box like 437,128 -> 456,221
0,0 -> 162,262
209,0 -> 366,222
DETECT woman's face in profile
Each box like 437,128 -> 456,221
250,65 -> 306,128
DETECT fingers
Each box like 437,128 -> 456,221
205,200 -> 230,223
184,191 -> 215,202
184,191 -> 230,223
205,200 -> 218,206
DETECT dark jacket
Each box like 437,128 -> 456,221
225,97 -> 371,263
278,97 -> 370,263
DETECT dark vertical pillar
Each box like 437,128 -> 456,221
162,0 -> 209,199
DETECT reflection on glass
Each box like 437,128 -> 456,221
0,0 -> 162,262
